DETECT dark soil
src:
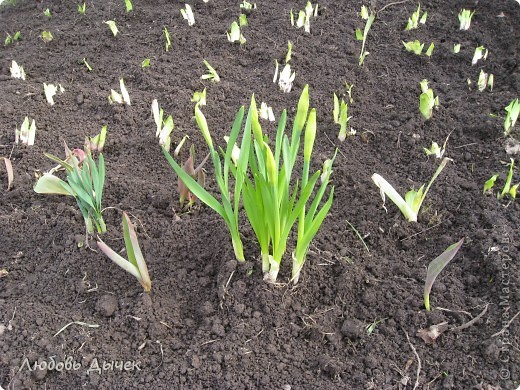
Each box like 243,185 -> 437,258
1,0 -> 519,389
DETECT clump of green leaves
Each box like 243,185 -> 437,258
15,117 -> 36,146
201,60 -> 220,82
356,5 -> 376,66
483,159 -> 519,200
333,93 -> 353,142
4,31 -> 21,46
405,4 -> 427,30
105,21 -> 119,37
97,212 -> 151,292
124,0 -> 133,13
43,8 -> 51,17
419,79 -> 439,120
424,134 -> 449,158
372,157 -> 450,223
109,78 -> 131,105
504,98 -> 519,136
163,27 -> 171,51
424,239 -> 464,311
458,9 -> 475,30
151,99 -> 174,151
403,40 -> 424,55
41,31 -> 54,43
34,144 -> 106,234
141,58 -> 151,68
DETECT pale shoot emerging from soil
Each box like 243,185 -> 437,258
291,1 -> 316,33
334,93 -> 353,142
453,44 -> 461,53
77,3 -> 86,15
97,212 -> 151,292
180,4 -> 195,26
239,14 -> 248,26
4,31 -> 21,46
34,144 -> 106,234
44,8 -> 51,17
141,58 -> 151,68
458,9 -> 475,30
425,42 -> 434,57
43,83 -> 65,106
285,41 -> 293,63
504,98 -> 519,136
178,145 -> 210,208
41,31 -> 54,43
275,63 -> 295,93
483,160 -> 519,200
403,40 -> 424,55
105,21 -> 119,37
10,60 -> 26,80
424,239 -> 464,311
227,21 -> 246,44
356,6 -> 376,66
109,78 -> 131,105
419,79 -> 439,120
86,125 -> 107,153
201,60 -> 220,83
405,4 -> 427,30
240,1 -> 256,10
1,157 -> 14,191
477,70 -> 493,92
471,46 -> 487,66
174,135 -> 189,157
372,157 -> 450,223
163,27 -> 171,51
151,99 -> 174,152
259,102 -> 275,122
82,58 -> 93,71
125,0 -> 133,13
15,117 -> 36,146
191,88 -> 207,109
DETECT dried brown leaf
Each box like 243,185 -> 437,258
416,321 -> 449,344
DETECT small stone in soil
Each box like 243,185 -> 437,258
95,294 -> 118,317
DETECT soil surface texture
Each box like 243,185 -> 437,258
0,0 -> 519,389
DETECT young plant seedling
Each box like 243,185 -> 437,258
477,70 -> 493,92
273,62 -> 295,93
41,31 -> 54,43
109,78 -> 131,105
174,135 -> 189,157
372,157 -> 451,222
405,4 -> 427,30
424,133 -> 450,158
44,8 -> 51,17
259,102 -> 275,121
239,14 -> 248,26
125,0 -> 133,13
291,1 -> 317,33
458,9 -> 475,30
77,2 -> 86,15
163,27 -> 171,51
471,46 -> 488,66
141,58 -> 151,68
10,60 -> 26,80
424,239 -> 464,311
15,117 -> 36,146
4,31 -> 21,46
333,93 -> 353,142
201,60 -> 220,82
453,44 -> 461,54
97,212 -> 151,292
504,98 -> 519,136
151,99 -> 174,152
105,21 -> 119,36
240,0 -> 256,11
86,125 -> 107,153
43,83 -> 65,106
366,318 -> 387,335
34,143 -> 106,234
356,5 -> 376,66
181,4 -> 195,26
1,157 -> 14,191
484,159 -> 519,200
163,104 -> 251,262
419,79 -> 439,120
178,145 -> 210,208
227,21 -> 246,44
82,58 -> 93,71
402,40 -> 424,55
425,42 -> 434,57
285,41 -> 293,63
191,88 -> 207,109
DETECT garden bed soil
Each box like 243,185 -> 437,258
0,0 -> 519,388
